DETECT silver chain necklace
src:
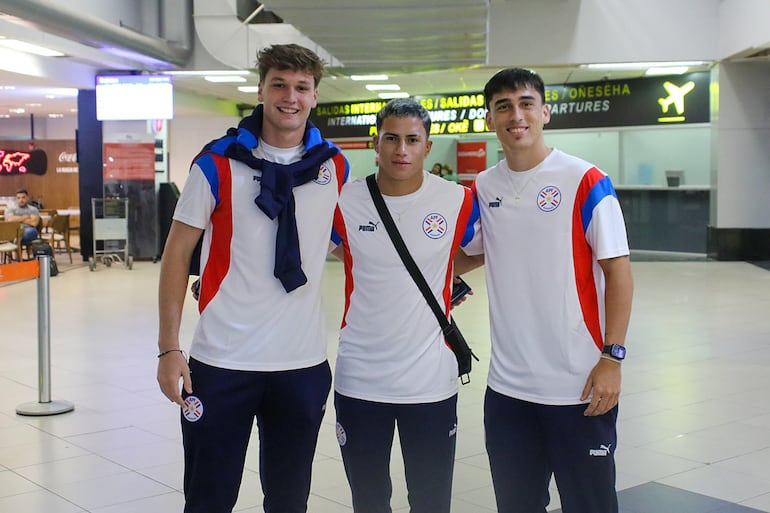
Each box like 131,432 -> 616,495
506,166 -> 542,203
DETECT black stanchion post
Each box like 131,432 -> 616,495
16,255 -> 74,416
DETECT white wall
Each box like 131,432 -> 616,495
0,116 -> 76,140
719,0 -> 770,58
620,127 -> 711,186
167,114 -> 240,189
0,118 -> 34,139
460,124 -> 711,187
488,0 -> 720,66
713,61 -> 770,228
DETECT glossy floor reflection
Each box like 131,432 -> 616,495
1,256 -> 769,512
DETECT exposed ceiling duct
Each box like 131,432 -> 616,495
192,0 -> 340,70
0,0 -> 193,68
260,0 -> 489,76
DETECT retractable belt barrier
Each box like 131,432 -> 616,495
1,256 -> 75,416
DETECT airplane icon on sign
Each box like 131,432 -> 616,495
658,81 -> 695,115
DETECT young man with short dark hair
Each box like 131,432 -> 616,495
461,67 -> 633,513
331,99 -> 479,513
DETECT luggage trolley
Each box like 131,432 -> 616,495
89,198 -> 133,271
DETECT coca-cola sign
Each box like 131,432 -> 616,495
58,151 -> 77,163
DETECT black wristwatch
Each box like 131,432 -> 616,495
602,344 -> 626,361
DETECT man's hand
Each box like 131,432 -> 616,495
580,358 -> 621,416
450,276 -> 473,308
157,351 -> 192,407
156,220 -> 203,407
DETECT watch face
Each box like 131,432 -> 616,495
611,345 -> 626,359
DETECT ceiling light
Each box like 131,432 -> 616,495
0,39 -> 64,57
204,75 -> 248,83
645,66 -> 689,76
378,92 -> 410,99
237,86 -> 260,93
169,70 -> 250,76
9,108 -> 25,114
365,84 -> 400,91
48,113 -> 64,118
583,61 -> 707,70
45,88 -> 78,97
351,74 -> 388,81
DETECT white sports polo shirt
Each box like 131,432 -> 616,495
332,172 -> 478,403
464,149 -> 629,405
174,142 -> 348,371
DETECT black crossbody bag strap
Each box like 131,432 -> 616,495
365,174 -> 452,332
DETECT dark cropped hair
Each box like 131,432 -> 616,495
376,99 -> 432,137
257,44 -> 325,87
484,68 -> 546,109
16,188 -> 29,196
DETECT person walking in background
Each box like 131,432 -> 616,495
330,99 -> 479,513
6,188 -> 40,243
156,43 -> 349,513
459,67 -> 633,513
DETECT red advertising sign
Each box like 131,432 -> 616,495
456,141 -> 487,186
102,143 -> 155,181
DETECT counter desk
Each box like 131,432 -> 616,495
615,185 -> 710,254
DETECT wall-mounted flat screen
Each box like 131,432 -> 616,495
96,74 -> 174,121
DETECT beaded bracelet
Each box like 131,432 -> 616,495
157,349 -> 187,358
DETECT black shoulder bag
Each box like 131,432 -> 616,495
366,174 -> 479,384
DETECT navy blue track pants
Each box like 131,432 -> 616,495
484,387 -> 619,513
334,392 -> 458,513
181,358 -> 331,513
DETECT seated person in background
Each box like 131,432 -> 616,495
6,188 -> 40,243
441,164 -> 460,182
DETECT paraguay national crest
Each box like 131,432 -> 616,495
537,185 -> 561,212
314,163 -> 332,185
183,395 -> 204,422
423,213 -> 448,239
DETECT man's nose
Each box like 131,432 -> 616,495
283,87 -> 298,101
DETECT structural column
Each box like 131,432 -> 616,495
76,89 -> 104,261
708,61 -> 770,260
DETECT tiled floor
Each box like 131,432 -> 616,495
1,254 -> 770,512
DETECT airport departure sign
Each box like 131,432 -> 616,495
310,72 -> 710,139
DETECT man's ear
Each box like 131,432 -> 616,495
372,134 -> 380,154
